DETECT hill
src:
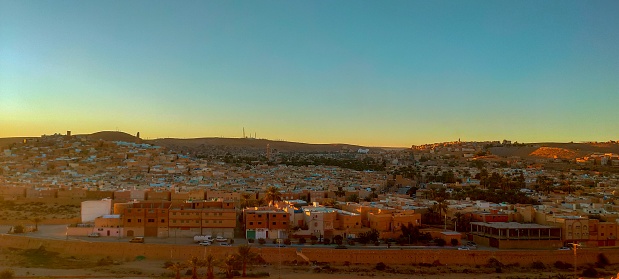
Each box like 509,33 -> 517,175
148,137 -> 382,154
81,131 -> 140,143
490,142 -> 619,159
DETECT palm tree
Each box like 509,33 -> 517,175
203,254 -> 219,279
188,256 -> 201,279
236,244 -> 257,277
240,193 -> 253,209
221,254 -> 237,279
167,261 -> 186,279
264,186 -> 282,206
31,217 -> 42,232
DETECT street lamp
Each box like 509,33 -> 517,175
569,242 -> 581,279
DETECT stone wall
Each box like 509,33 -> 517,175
1,234 -> 618,266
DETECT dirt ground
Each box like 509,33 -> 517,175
2,247 -> 618,279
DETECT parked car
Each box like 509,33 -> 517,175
466,241 -> 477,247
199,241 -> 212,246
457,246 -> 470,250
194,235 -> 213,243
87,232 -> 100,237
129,237 -> 144,243
219,242 -> 231,246
275,243 -> 286,248
215,236 -> 228,242
335,245 -> 348,249
558,246 -> 571,250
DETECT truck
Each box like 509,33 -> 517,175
193,235 -> 213,243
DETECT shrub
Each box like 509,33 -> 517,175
434,238 -> 446,247
283,238 -> 291,245
248,238 -> 255,243
596,253 -> 610,268
12,225 -> 24,234
531,261 -> 545,269
375,262 -> 386,271
451,239 -> 459,246
298,237 -> 306,244
554,261 -> 573,270
323,238 -> 331,245
581,267 -> 598,278
486,258 -> 504,268
258,238 -> 266,245
0,268 -> 14,279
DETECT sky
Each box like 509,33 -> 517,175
1,1 -> 617,147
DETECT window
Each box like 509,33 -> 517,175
148,219 -> 155,223
258,222 -> 262,225
138,219 -> 142,223
249,222 -> 253,225
283,222 -> 287,225
273,214 -> 276,217
161,219 -> 165,223
273,222 -> 276,225
127,219 -> 131,223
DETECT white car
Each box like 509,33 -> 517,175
219,242 -> 231,246
558,247 -> 570,250
199,241 -> 212,246
216,236 -> 228,242
457,246 -> 470,250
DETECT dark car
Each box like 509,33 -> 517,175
335,245 -> 348,249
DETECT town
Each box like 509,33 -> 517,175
1,131 -> 619,252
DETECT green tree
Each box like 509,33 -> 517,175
203,254 -> 219,279
264,186 -> 282,205
236,245 -> 257,277
187,256 -> 201,279
221,254 -> 237,279
167,262 -> 186,279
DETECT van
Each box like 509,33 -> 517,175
129,237 -> 144,243
193,235 -> 213,243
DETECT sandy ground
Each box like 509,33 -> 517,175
2,256 -> 609,279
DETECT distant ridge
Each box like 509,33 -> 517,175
148,137 -> 381,153
81,131 -> 140,143
490,142 -> 619,159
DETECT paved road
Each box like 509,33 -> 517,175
1,224 -> 501,251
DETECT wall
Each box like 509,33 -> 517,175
2,234 -> 619,266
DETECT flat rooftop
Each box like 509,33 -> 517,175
470,222 -> 555,229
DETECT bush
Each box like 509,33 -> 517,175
11,225 -> 24,234
298,237 -> 306,244
581,267 -> 598,278
450,239 -> 458,246
531,261 -> 545,269
0,268 -> 14,279
244,272 -> 270,277
486,258 -> 504,268
434,238 -> 446,247
597,253 -> 610,267
323,238 -> 331,245
258,238 -> 266,245
283,238 -> 291,245
248,238 -> 255,243
375,262 -> 386,271
554,261 -> 573,270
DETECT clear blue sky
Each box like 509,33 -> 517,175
1,1 -> 617,147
